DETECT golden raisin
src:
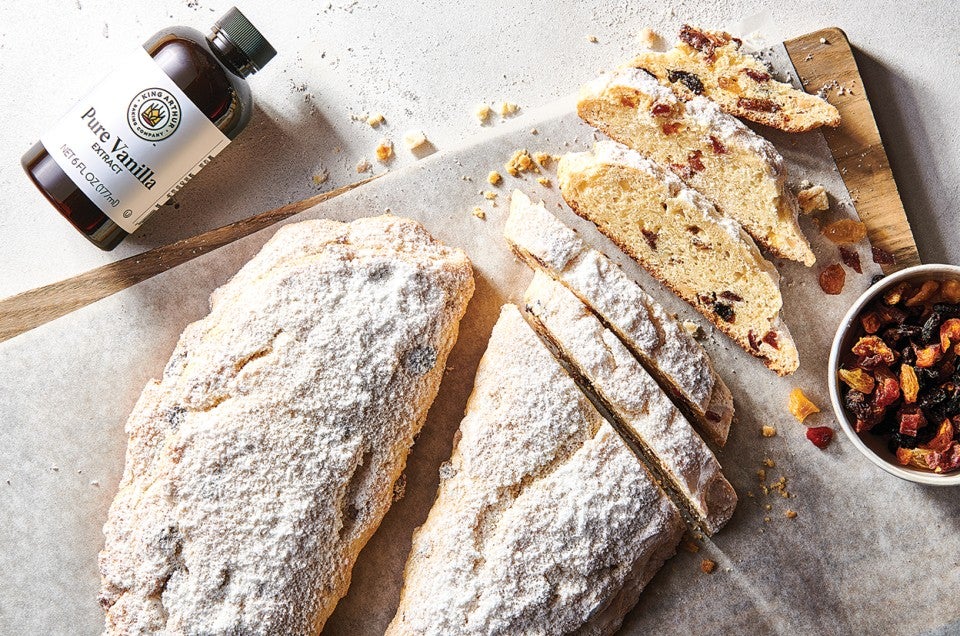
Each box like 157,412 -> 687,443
941,279 -> 960,303
851,336 -> 896,364
822,219 -> 867,244
819,263 -> 845,295
905,280 -> 939,307
838,368 -> 876,394
788,388 -> 820,423
940,318 -> 960,352
915,344 -> 943,368
900,365 -> 919,403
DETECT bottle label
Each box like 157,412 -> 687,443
40,47 -> 231,233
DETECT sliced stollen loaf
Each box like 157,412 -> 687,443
504,190 -> 733,446
524,272 -> 736,534
578,67 -> 815,266
98,216 -> 474,635
558,141 -> 799,375
386,305 -> 684,636
630,25 -> 840,132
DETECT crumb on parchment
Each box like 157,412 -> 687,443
487,171 -> 502,185
403,129 -> 428,150
475,103 -> 492,124
701,559 -> 716,574
505,149 -> 538,176
375,138 -> 393,162
366,112 -> 385,127
472,207 -> 486,220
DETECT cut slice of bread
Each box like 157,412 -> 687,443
524,272 -> 737,534
630,25 -> 840,132
386,305 -> 684,635
578,67 -> 815,266
505,190 -> 734,446
558,141 -> 799,375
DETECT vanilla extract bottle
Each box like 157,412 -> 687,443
22,7 -> 275,250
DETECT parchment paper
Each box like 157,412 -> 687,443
2,44 -> 958,636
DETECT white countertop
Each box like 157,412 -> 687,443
0,0 -> 958,298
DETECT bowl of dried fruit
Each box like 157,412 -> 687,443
829,264 -> 960,485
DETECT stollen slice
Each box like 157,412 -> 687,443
505,189 -> 734,446
524,271 -> 737,534
578,67 -> 815,266
629,24 -> 840,132
558,141 -> 799,375
386,305 -> 684,635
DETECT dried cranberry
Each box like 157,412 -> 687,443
667,69 -> 705,94
748,330 -> 761,351
688,150 -> 705,172
898,406 -> 926,436
679,24 -> 722,56
762,331 -> 780,350
737,97 -> 781,113
651,103 -> 671,116
872,246 -> 896,265
714,302 -> 735,323
743,68 -> 772,82
662,122 -> 682,135
806,427 -> 834,449
620,95 -> 639,109
719,290 -> 743,302
839,246 -> 862,273
709,135 -> 727,154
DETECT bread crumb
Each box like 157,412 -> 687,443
499,101 -> 519,117
472,207 -> 486,220
375,138 -> 393,162
475,103 -> 492,124
392,473 -> 406,502
355,158 -> 371,173
530,128 -> 539,135
819,37 -> 829,44
763,516 -> 771,523
700,559 -> 716,574
587,34 -> 598,43
681,320 -> 702,337
366,112 -> 385,127
637,27 -> 661,50
90,480 -> 100,487
797,184 -> 829,213
762,458 -> 775,468
764,504 -> 772,511
487,171 -> 502,186
785,509 -> 798,519
483,191 -> 497,200
533,151 -> 553,168
537,177 -> 552,187
757,469 -> 767,482
761,425 -> 777,438
403,129 -> 428,150
312,170 -> 329,186
505,149 -> 538,176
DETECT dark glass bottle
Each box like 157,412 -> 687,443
21,7 -> 275,250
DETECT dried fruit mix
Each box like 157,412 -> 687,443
838,278 -> 960,473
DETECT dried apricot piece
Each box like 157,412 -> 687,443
789,388 -> 820,423
926,420 -> 954,453
900,364 -> 920,403
822,219 -> 867,244
838,368 -> 875,394
851,336 -> 896,364
860,312 -> 882,334
940,318 -> 960,352
819,264 -> 845,295
914,344 -> 943,368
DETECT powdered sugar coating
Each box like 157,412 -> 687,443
581,67 -> 677,107
524,273 -> 736,534
387,305 -> 683,635
505,190 -> 733,444
99,216 -> 474,635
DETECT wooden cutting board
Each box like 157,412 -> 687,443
0,27 -> 919,344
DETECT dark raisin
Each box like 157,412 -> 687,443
709,135 -> 727,154
872,246 -> 896,265
641,228 -> 659,250
901,346 -> 917,366
921,312 -> 943,345
687,150 -> 705,172
844,390 -> 873,421
667,69 -> 705,94
889,433 -> 918,452
871,274 -> 886,285
744,68 -> 772,82
737,97 -> 781,113
714,302 -> 735,322
651,103 -> 671,116
839,246 -> 862,273
934,303 -> 960,319
748,330 -> 760,351
858,354 -> 886,371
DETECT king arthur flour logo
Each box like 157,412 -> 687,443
127,87 -> 181,142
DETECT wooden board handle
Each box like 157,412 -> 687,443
785,27 -> 920,273
0,177 -> 376,344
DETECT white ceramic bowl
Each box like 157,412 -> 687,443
829,263 -> 960,486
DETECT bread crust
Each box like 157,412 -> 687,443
98,215 -> 473,635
